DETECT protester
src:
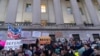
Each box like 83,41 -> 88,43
0,38 -> 99,56
91,46 -> 100,56
82,44 -> 94,56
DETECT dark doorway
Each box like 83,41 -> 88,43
93,34 -> 100,40
49,34 -> 56,43
72,34 -> 80,41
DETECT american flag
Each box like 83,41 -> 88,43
7,24 -> 21,39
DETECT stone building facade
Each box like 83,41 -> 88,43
0,0 -> 100,41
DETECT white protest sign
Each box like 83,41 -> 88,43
4,40 -> 22,50
42,32 -> 49,36
32,31 -> 41,37
21,31 -> 32,38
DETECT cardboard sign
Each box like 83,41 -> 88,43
39,36 -> 51,44
4,40 -> 22,50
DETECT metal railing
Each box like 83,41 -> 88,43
0,21 -> 94,27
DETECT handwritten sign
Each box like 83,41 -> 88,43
4,40 -> 22,50
39,36 -> 51,44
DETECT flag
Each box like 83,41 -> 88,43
7,24 -> 22,39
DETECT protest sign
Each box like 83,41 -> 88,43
4,40 -> 22,50
39,36 -> 51,44
32,31 -> 41,37
21,31 -> 32,38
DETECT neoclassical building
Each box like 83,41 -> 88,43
0,0 -> 100,41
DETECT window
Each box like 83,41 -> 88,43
93,34 -> 100,40
72,34 -> 80,41
25,4 -> 32,12
98,9 -> 100,15
67,7 -> 72,14
41,5 -> 46,13
79,8 -> 84,15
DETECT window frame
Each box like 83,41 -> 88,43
67,7 -> 73,15
25,3 -> 32,12
41,4 -> 47,13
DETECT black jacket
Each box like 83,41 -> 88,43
82,48 -> 94,56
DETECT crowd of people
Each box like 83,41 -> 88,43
0,38 -> 100,56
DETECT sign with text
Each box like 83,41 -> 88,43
32,31 -> 41,37
21,31 -> 32,38
21,38 -> 36,44
4,40 -> 22,50
39,36 -> 51,44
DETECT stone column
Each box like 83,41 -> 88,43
70,0 -> 83,25
5,0 -> 19,23
32,0 -> 41,24
97,0 -> 100,6
0,0 -> 8,21
84,0 -> 100,25
16,0 -> 24,22
53,0 -> 64,24
48,0 -> 55,23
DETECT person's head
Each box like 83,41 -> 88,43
67,46 -> 70,50
30,46 -> 33,50
33,53 -> 38,56
61,50 -> 65,55
33,46 -> 36,50
48,50 -> 52,55
52,53 -> 57,56
8,52 -> 13,56
15,48 -> 19,53
18,52 -> 24,56
9,48 -> 13,51
94,46 -> 100,51
84,44 -> 91,50
40,52 -> 45,56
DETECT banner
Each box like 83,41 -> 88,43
32,31 -> 41,37
4,40 -> 22,50
21,31 -> 32,38
21,38 -> 36,44
39,36 -> 51,44
7,24 -> 22,39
